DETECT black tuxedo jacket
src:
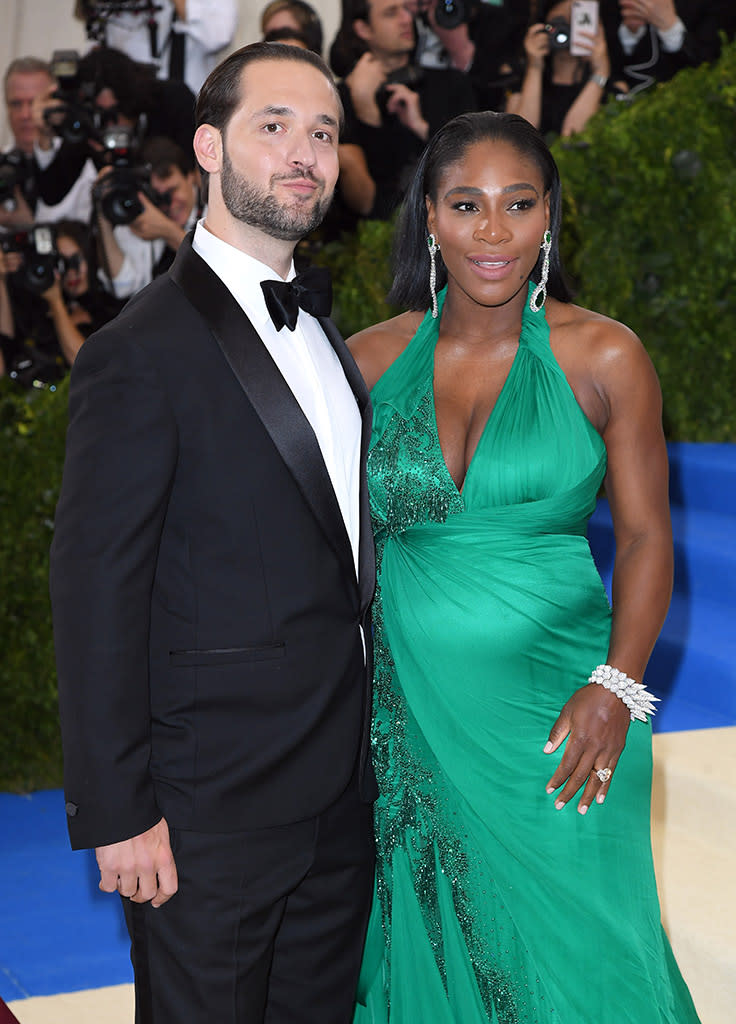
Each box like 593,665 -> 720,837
50,236 -> 377,851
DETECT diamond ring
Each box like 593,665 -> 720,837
594,767 -> 612,784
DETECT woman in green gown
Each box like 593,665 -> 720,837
348,112 -> 700,1023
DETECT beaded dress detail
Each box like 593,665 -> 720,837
353,286 -> 700,1023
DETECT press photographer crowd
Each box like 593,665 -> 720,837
1,0 -> 733,387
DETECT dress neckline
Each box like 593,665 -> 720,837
430,284 -> 544,497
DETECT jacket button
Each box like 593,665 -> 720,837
65,801 -> 79,817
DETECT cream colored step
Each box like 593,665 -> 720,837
651,727 -> 736,1024
652,726 -> 736,849
9,984 -> 134,1023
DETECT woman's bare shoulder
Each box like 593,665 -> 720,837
547,299 -> 650,371
347,310 -> 425,391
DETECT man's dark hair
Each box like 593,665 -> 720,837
329,0 -> 371,78
142,136 -> 194,178
390,111 -> 573,310
195,42 -> 343,192
77,46 -> 156,120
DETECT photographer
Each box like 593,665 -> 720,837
409,1 -> 531,111
331,0 -> 476,220
74,1 -> 238,96
2,57 -> 95,228
0,219 -> 121,383
40,219 -> 124,365
95,136 -> 199,298
507,2 -> 613,137
32,47 -> 195,214
601,0 -> 736,93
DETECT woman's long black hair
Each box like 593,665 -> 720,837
389,111 -> 573,311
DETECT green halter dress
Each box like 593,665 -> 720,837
354,285 -> 700,1023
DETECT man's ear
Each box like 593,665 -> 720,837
353,18 -> 372,45
193,124 -> 222,176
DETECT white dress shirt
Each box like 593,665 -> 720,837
192,220 -> 362,580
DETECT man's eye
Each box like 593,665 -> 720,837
263,123 -> 282,134
313,130 -> 333,142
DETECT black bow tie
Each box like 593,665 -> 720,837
261,266 -> 333,332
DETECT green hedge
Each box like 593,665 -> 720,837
0,378 -> 67,790
2,42 -> 735,791
552,38 -> 736,441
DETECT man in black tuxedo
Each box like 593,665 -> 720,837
50,42 -> 376,1023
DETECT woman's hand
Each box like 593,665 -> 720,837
544,683 -> 630,814
524,23 -> 551,69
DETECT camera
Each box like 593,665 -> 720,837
0,150 -> 31,210
91,125 -> 172,226
45,50 -> 101,146
375,65 -> 425,118
541,17 -> 572,51
0,224 -> 60,295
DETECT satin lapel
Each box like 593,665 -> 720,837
169,238 -> 355,583
318,317 -> 376,613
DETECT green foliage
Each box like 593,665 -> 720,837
552,39 -> 736,440
0,378 -> 67,791
312,218 -> 399,339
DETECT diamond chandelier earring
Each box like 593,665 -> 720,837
428,233 -> 440,318
529,230 -> 552,313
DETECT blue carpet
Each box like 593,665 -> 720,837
0,790 -> 132,1001
1,442 -> 733,1002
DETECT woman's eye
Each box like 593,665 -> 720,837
509,198 -> 536,211
452,201 -> 478,212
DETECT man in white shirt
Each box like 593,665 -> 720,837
601,0 -> 736,93
50,42 -> 376,1024
96,136 -> 201,297
76,0 -> 238,96
2,56 -> 95,226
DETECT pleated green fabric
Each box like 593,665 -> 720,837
354,285 -> 700,1023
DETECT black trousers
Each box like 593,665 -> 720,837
122,775 -> 375,1023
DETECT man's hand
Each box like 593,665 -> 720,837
345,53 -> 387,127
96,817 -> 178,908
131,193 -> 185,249
30,81 -> 63,150
384,84 -> 429,141
0,187 -> 34,228
619,0 -> 679,34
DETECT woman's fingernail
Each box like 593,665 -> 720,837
544,741 -> 553,753
578,804 -> 588,815
555,799 -> 565,810
596,793 -> 606,804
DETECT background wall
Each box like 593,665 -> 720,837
0,0 -> 341,149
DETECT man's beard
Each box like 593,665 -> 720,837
220,147 -> 333,241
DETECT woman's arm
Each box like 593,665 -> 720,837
42,278 -> 87,365
545,320 -> 671,814
505,25 -> 548,128
560,27 -> 611,137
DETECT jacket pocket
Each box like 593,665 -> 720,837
169,643 -> 285,667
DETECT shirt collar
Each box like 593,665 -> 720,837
192,219 -> 296,329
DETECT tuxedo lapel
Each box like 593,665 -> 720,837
169,238 -> 355,585
319,317 -> 376,614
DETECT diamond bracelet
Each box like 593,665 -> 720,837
588,664 -> 660,723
